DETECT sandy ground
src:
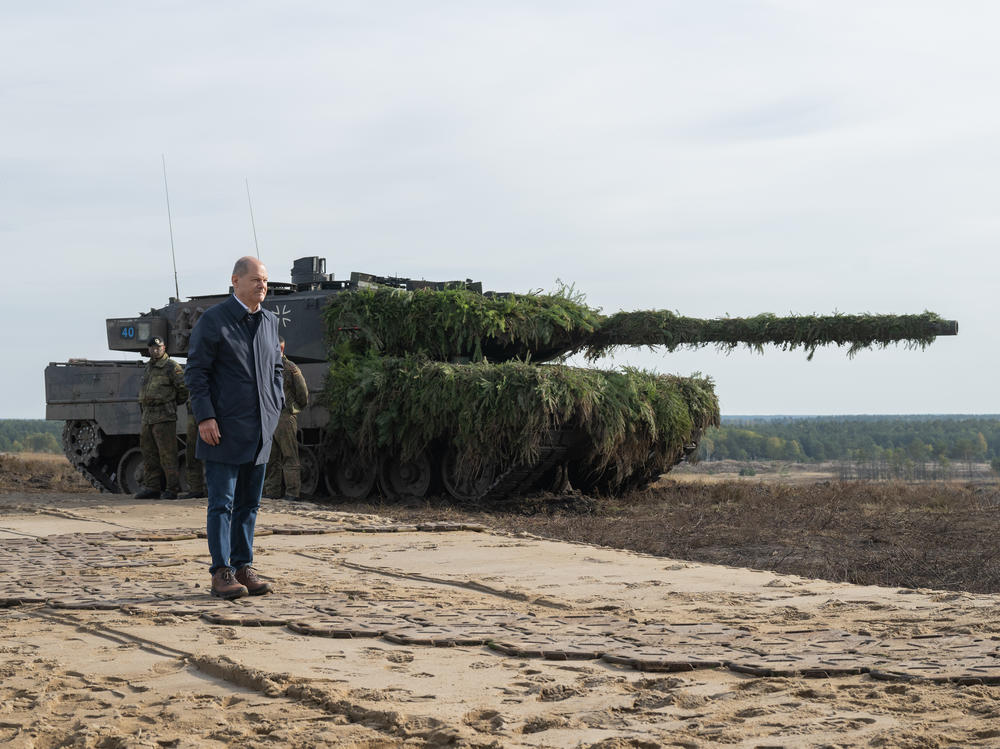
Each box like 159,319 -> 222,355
2,490 -> 999,748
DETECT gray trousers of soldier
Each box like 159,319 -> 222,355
264,413 -> 300,497
140,421 -> 180,493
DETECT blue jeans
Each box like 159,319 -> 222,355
204,459 -> 266,574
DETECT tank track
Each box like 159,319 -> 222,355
61,420 -> 118,493
479,430 -> 584,505
440,426 -> 701,504
566,430 -> 703,497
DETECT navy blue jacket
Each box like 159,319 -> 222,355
185,295 -> 284,465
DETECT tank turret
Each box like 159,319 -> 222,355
45,256 -> 957,502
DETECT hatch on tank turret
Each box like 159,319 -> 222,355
292,256 -> 333,287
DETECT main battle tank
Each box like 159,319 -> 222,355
45,256 -> 958,502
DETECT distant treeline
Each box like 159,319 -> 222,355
699,415 -> 1000,466
0,420 -> 62,454
6,416 -> 1000,467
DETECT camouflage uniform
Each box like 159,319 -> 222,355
139,352 -> 188,493
185,399 -> 205,494
264,355 -> 309,498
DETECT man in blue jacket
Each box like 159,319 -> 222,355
185,256 -> 284,599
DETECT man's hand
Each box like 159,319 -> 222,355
198,418 -> 221,446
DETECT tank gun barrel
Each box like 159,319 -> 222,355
584,311 -> 959,361
325,287 -> 957,363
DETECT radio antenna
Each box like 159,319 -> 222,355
161,155 -> 180,299
245,177 -> 260,259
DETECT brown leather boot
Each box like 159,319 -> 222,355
235,566 -> 273,596
211,568 -> 248,600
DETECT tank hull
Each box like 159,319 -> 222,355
319,357 -> 719,503
46,357 -> 708,501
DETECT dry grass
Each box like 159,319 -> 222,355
672,458 -> 997,485
668,460 -> 838,485
0,452 -> 92,493
506,480 -> 1000,593
4,451 -> 70,463
3,453 -> 999,593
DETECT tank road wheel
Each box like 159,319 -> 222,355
379,450 -> 434,500
298,445 -> 320,499
62,420 -> 101,466
440,448 -> 496,502
538,462 -> 571,494
116,448 -> 144,494
328,454 -> 378,500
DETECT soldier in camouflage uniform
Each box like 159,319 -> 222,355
136,337 -> 188,499
264,338 -> 309,499
179,399 -> 206,499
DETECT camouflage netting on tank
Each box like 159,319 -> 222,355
322,355 -> 719,482
324,287 -> 953,363
584,311 -> 953,361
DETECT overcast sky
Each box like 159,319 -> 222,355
3,1 -> 995,419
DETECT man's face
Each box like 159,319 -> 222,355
148,343 -> 165,359
233,261 -> 269,309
